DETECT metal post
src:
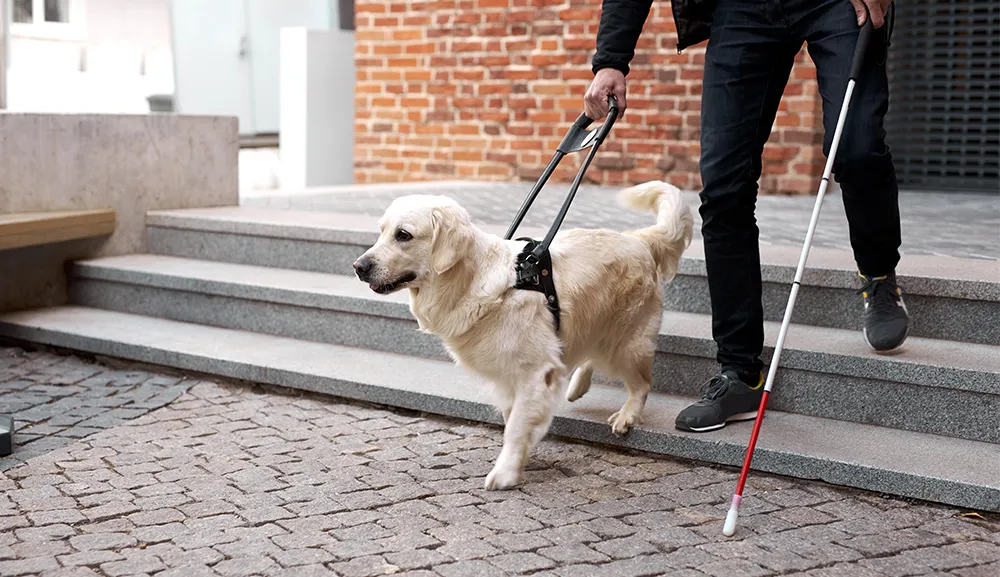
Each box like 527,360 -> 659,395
0,0 -> 9,110
0,4 -> 11,459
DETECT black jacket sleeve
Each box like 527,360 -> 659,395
591,0 -> 654,76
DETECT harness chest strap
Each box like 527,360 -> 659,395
513,238 -> 561,333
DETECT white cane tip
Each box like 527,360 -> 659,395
723,507 -> 739,537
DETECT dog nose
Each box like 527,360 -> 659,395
353,257 -> 373,279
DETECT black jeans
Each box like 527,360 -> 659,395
699,0 -> 900,377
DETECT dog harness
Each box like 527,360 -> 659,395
513,238 -> 561,332
503,95 -> 620,334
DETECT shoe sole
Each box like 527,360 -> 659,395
863,324 -> 910,353
675,411 -> 759,433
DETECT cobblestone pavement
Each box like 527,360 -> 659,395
242,182 -> 1000,261
0,347 -> 193,472
2,348 -> 999,577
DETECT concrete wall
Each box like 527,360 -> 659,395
0,112 -> 239,312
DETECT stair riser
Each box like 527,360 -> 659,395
665,276 -> 1000,346
70,281 -> 451,362
653,353 -> 1000,445
151,226 -> 1000,345
148,227 -> 368,277
1,318 -> 995,514
72,278 -> 1000,444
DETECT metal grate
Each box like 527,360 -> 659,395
884,0 -> 1000,194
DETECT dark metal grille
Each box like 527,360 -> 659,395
885,0 -> 1000,194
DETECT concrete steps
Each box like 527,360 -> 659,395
146,207 -> 1000,345
68,253 -> 1000,445
2,204 -> 997,513
1,306 -> 997,513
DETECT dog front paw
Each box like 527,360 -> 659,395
484,465 -> 520,491
608,409 -> 641,436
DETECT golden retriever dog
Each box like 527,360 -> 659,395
353,181 -> 693,490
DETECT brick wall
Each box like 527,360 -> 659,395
353,0 -> 825,195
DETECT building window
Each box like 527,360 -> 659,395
13,0 -> 33,23
44,0 -> 70,23
10,0 -> 84,40
338,0 -> 354,31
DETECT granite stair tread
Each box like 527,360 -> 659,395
72,254 -> 1000,396
146,206 -> 1000,300
0,305 -> 997,512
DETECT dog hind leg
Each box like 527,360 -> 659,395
606,342 -> 654,436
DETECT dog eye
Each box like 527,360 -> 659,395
394,229 -> 413,242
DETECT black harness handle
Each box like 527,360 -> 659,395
504,95 -> 621,332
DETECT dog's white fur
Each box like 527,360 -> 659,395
356,181 -> 693,490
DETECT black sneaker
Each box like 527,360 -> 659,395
858,272 -> 910,351
674,370 -> 764,433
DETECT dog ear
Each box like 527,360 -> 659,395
430,204 -> 474,275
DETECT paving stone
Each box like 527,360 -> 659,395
838,527 -> 950,557
485,552 -> 555,574
478,513 -> 545,533
537,543 -> 610,564
383,548 -> 453,571
952,563 -> 1000,577
212,556 -> 279,577
128,508 -> 186,527
9,539 -> 72,557
82,501 -> 140,522
858,553 -> 939,577
132,522 -> 188,544
271,546 -> 337,569
330,555 -> 402,577
591,535 -> 659,560
436,538 -> 502,561
436,559 -> 507,577
801,563 -> 884,577
14,523 -> 76,541
276,565 -> 342,577
58,550 -> 126,567
2,348 -> 996,577
156,566 -> 219,577
427,523 -> 494,544
155,545 -> 225,568
700,558 -> 775,577
26,508 -> 86,526
643,525 -> 709,550
99,554 -> 167,577
595,554 -> 679,577
0,557 -> 62,576
69,532 -> 138,551
76,517 -> 136,534
41,568 -> 105,577
132,493 -> 191,511
484,532 -> 552,553
325,538 -> 392,561
376,531 -> 441,553
0,515 -> 30,532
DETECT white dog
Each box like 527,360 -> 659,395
354,181 -> 693,490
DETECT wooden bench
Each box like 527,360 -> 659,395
0,209 -> 115,456
0,209 -> 116,251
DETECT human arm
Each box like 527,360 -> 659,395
584,0 -> 654,119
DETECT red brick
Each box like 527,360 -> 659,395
354,3 -> 822,194
389,29 -> 424,41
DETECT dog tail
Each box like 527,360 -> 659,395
618,180 -> 694,282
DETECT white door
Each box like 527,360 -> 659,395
168,0 -> 255,134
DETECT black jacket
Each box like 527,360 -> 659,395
592,0 -> 715,75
